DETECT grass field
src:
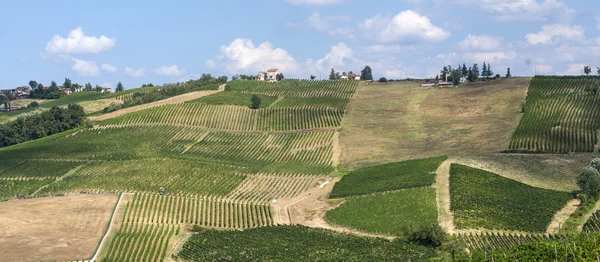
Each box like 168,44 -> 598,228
176,226 -> 436,261
0,194 -> 118,261
340,78 -> 529,168
329,156 -> 446,198
456,153 -> 597,192
326,188 -> 437,236
187,92 -> 278,108
450,164 -> 572,232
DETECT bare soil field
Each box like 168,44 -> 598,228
0,194 -> 118,262
340,78 -> 530,169
456,153 -> 598,192
79,98 -> 123,114
89,85 -> 224,121
8,98 -> 47,108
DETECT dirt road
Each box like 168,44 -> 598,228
435,158 -> 456,234
89,84 -> 225,121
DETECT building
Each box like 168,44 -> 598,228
14,86 -> 30,97
438,81 -> 453,88
340,73 -> 360,80
420,83 -> 436,87
256,69 -> 281,82
100,87 -> 112,93
256,71 -> 266,81
59,88 -> 72,95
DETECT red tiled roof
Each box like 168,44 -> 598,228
267,69 -> 279,72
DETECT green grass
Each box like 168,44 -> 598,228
0,92 -> 109,117
329,156 -> 446,198
187,92 -> 278,108
176,226 -> 436,261
450,164 -> 572,232
0,178 -> 54,201
326,188 -> 438,236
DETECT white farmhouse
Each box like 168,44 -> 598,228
256,71 -> 266,81
266,69 -> 279,81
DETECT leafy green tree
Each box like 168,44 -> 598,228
50,81 -> 58,89
0,95 -> 7,112
487,63 -> 494,78
467,67 -> 474,82
482,62 -> 488,79
329,68 -> 336,80
461,63 -> 468,76
450,70 -> 462,85
310,75 -> 316,80
597,67 -> 600,76
116,82 -> 124,92
409,224 -> 446,247
577,166 -> 600,197
590,158 -> 600,172
28,80 -> 38,90
71,83 -> 82,92
584,65 -> 591,76
63,78 -> 72,90
28,101 -> 39,108
85,82 -> 93,91
471,64 -> 480,80
378,77 -> 387,82
95,84 -> 102,92
440,66 -> 448,81
232,75 -> 240,81
250,94 -> 261,109
506,68 -> 512,78
360,65 -> 373,81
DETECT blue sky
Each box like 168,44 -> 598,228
1,0 -> 600,90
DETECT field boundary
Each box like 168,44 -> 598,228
89,192 -> 126,262
547,199 -> 580,234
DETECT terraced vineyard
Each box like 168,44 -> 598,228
583,210 -> 600,232
226,79 -> 358,101
455,231 -> 553,251
124,193 -> 273,228
226,174 -> 318,203
509,76 -> 600,153
102,223 -> 175,261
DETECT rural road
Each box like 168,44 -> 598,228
435,158 -> 456,234
89,193 -> 130,262
89,84 -> 225,121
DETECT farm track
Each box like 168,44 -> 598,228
435,158 -> 456,234
29,163 -> 87,197
89,84 -> 225,121
90,193 -> 131,262
546,198 -> 580,234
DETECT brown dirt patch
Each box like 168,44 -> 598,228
435,158 -> 456,234
89,85 -> 224,121
0,194 -> 119,262
340,78 -> 530,169
547,199 -> 580,234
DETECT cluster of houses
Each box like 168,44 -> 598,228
420,77 -> 468,88
340,73 -> 361,80
0,86 -> 31,98
254,69 -> 361,82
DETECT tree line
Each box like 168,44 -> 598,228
0,104 -> 86,148
326,66 -> 374,81
25,78 -> 126,100
582,66 -> 600,76
436,62 -> 510,85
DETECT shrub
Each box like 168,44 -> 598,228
408,224 -> 446,247
378,77 -> 388,82
251,94 -> 261,109
577,166 -> 600,197
29,101 -> 39,108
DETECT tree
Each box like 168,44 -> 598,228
63,78 -> 72,90
361,65 -> 373,80
584,65 -> 592,76
378,77 -> 387,82
461,63 -> 468,76
0,95 -> 7,112
472,63 -> 480,80
251,94 -> 261,109
487,63 -> 493,78
450,70 -> 462,85
597,67 -> 600,76
72,83 -> 82,92
232,75 -> 239,81
440,66 -> 448,81
329,68 -> 337,80
50,81 -> 58,89
116,82 -> 124,92
578,166 -> 600,197
28,101 -> 39,108
482,62 -> 488,79
28,81 -> 38,90
85,82 -> 93,91
409,224 -> 446,247
310,75 -> 316,80
435,75 -> 439,81
506,68 -> 512,78
95,84 -> 102,92
591,158 -> 600,172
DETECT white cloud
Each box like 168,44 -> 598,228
216,38 -> 298,74
467,51 -> 518,62
287,12 -> 355,41
285,0 -> 343,5
101,63 -> 117,73
359,10 -> 450,44
44,27 -> 116,54
436,53 -> 457,59
71,58 -> 100,76
595,15 -> 600,30
154,64 -> 185,76
309,42 -> 353,71
526,24 -> 584,45
458,34 -> 502,51
204,60 -> 217,69
453,0 -> 575,22
536,64 -> 553,73
364,45 -> 415,54
125,67 -> 146,77
559,63 -> 587,75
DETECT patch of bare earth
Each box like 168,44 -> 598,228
547,199 -> 581,234
0,194 -> 119,262
435,158 -> 456,234
340,78 -> 530,169
271,177 -> 393,239
89,84 -> 224,121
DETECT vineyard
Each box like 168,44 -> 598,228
329,156 -> 446,198
0,178 -> 54,201
455,231 -> 554,251
0,160 -> 82,178
101,223 -> 175,261
450,164 -> 572,232
326,188 -> 438,236
176,225 -> 436,261
187,92 -> 279,108
509,76 -> 600,153
583,209 -> 600,232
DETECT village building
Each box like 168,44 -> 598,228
256,69 -> 282,82
100,87 -> 112,93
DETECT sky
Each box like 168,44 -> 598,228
1,0 -> 600,90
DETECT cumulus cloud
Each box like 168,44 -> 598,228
285,0 -> 343,5
526,24 -> 584,44
44,27 -> 116,55
286,12 -> 356,40
125,67 -> 146,77
596,15 -> 600,30
458,34 -> 502,51
216,38 -> 298,74
466,51 -> 518,62
452,0 -> 575,22
359,10 -> 450,44
308,42 -> 354,72
101,63 -> 117,73
71,58 -> 100,76
154,64 -> 185,76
